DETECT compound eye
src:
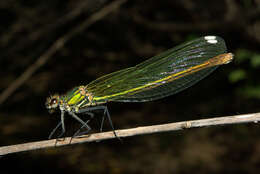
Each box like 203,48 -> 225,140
50,98 -> 57,106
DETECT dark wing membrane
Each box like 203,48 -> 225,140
87,36 -> 227,102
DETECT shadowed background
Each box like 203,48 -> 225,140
0,0 -> 260,173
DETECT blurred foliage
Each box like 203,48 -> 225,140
0,0 -> 260,174
241,86 -> 260,98
229,68 -> 247,83
251,54 -> 260,68
229,48 -> 260,98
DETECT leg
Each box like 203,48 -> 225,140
68,111 -> 92,137
100,113 -> 105,132
72,112 -> 94,137
48,110 -> 65,139
77,106 -> 109,113
102,106 -> 120,140
72,119 -> 91,137
78,106 -> 106,131
60,110 -> 66,137
79,106 -> 119,139
48,121 -> 62,139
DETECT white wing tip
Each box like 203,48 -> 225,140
204,36 -> 218,44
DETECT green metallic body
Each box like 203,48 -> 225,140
46,35 -> 233,139
63,36 -> 229,112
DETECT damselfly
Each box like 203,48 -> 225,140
46,36 -> 233,139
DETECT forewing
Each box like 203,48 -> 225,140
87,36 -> 227,102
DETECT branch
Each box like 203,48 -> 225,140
0,112 -> 260,156
4,0 -> 107,56
0,0 -> 127,105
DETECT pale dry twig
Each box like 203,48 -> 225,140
0,112 -> 259,156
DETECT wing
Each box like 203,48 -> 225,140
86,36 -> 230,102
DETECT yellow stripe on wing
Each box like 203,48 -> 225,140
93,53 -> 233,101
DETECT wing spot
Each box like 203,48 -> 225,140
204,36 -> 218,44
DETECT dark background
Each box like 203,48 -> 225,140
1,0 -> 260,173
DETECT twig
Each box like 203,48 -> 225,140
0,112 -> 260,156
0,0 -> 127,105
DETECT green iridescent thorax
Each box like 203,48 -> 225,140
62,86 -> 89,107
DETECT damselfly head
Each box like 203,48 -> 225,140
45,94 -> 60,113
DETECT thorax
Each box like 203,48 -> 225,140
60,86 -> 105,113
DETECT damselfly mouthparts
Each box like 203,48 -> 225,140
46,36 -> 233,139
